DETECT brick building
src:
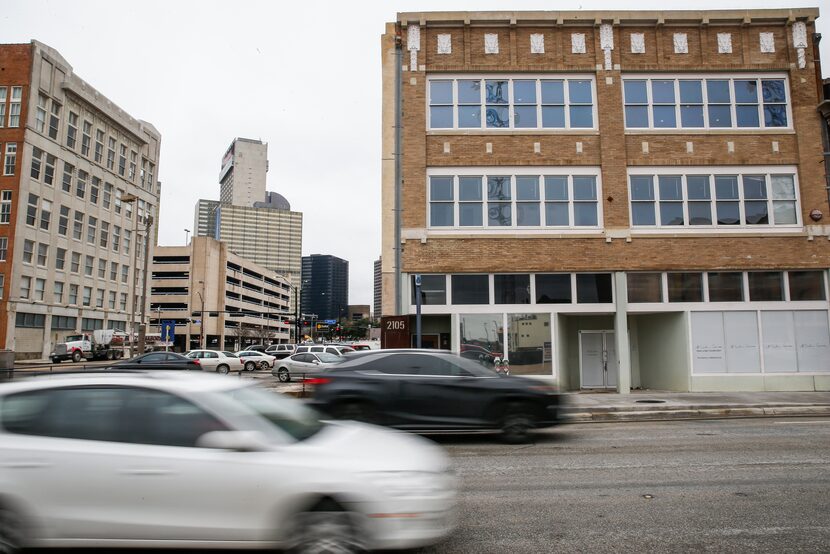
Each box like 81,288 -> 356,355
380,9 -> 830,392
0,41 -> 160,359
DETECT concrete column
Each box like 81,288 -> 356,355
41,313 -> 52,360
614,272 -> 631,394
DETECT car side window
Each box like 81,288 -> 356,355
363,354 -> 423,375
143,353 -> 166,362
311,346 -> 323,352
123,388 -> 228,447
296,354 -> 311,363
205,352 -> 218,359
325,347 -> 337,355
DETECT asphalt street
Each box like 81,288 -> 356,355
418,418 -> 830,553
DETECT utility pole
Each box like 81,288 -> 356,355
137,215 -> 154,356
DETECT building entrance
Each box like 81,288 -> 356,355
579,330 -> 617,389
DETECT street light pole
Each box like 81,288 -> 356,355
121,193 -> 140,357
184,228 -> 191,245
137,214 -> 154,356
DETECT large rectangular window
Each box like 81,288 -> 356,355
429,170 -> 601,230
429,76 -> 596,130
535,274 -> 571,304
0,191 -> 11,224
494,274 -> 530,304
627,273 -> 663,303
576,274 -> 613,303
451,274 -> 489,305
629,169 -> 798,228
667,272 -> 703,302
623,75 -> 790,129
410,275 -> 447,305
3,143 -> 16,176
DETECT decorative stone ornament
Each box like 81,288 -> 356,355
571,33 -> 586,54
630,33 -> 645,54
673,33 -> 688,54
600,24 -> 614,70
407,24 -> 421,71
717,32 -> 732,54
759,32 -> 775,53
792,22 -> 807,69
530,33 -> 545,54
484,33 -> 499,54
437,34 -> 452,54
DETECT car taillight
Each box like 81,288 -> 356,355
304,377 -> 331,386
192,358 -> 200,365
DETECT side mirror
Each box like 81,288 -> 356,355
312,360 -> 320,365
196,430 -> 270,452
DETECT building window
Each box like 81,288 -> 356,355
113,225 -> 121,252
35,94 -> 47,133
95,288 -> 104,308
0,191 -> 12,224
40,199 -> 51,230
576,273 -> 613,303
52,315 -> 76,330
73,211 -> 83,240
429,171 -> 600,230
20,276 -> 31,299
66,111 -> 78,148
110,261 -> 117,281
667,272 -> 703,302
48,102 -> 61,140
106,137 -> 116,170
97,258 -> 106,279
629,169 -> 799,228
118,144 -> 127,176
43,153 -> 55,185
53,281 -> 64,303
788,271 -> 826,301
428,76 -> 596,130
0,237 -> 8,261
86,216 -> 97,244
123,229 -> 131,255
114,188 -> 122,214
623,75 -> 789,130
627,273 -> 663,303
103,182 -> 112,209
108,290 -> 116,308
707,272 -> 744,302
121,264 -> 128,284
90,177 -> 100,204
0,273 -> 5,299
129,150 -> 137,180
69,284 -> 78,305
3,143 -> 16,176
55,247 -> 66,270
25,194 -> 38,227
119,292 -> 127,310
34,278 -> 45,301
57,205 -> 69,236
0,87 -> 6,127
748,272 -> 784,301
76,169 -> 87,199
494,274 -> 531,304
61,162 -> 74,193
15,313 -> 46,328
30,147 -> 42,180
82,286 -> 92,306
94,129 -> 104,163
100,221 -> 109,248
84,255 -> 94,277
36,243 -> 48,267
8,87 -> 22,128
70,252 -> 80,273
410,274 -> 447,305
22,239 -> 34,264
535,274 -> 571,304
147,162 -> 155,192
451,274 -> 489,304
81,120 -> 92,157
82,317 -> 103,331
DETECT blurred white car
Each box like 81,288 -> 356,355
235,350 -> 277,371
273,351 -> 345,382
185,350 -> 244,374
0,372 -> 456,552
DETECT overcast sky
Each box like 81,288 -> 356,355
4,0 -> 827,305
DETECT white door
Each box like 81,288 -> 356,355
579,331 -> 616,389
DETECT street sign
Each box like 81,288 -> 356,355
161,320 -> 176,342
323,319 -> 337,325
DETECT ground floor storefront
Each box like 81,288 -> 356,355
389,270 -> 830,392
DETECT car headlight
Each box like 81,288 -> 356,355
362,471 -> 456,498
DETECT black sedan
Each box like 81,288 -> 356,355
109,351 -> 201,370
308,349 -> 561,443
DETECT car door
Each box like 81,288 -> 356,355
288,354 -> 318,378
199,351 -> 220,371
132,352 -> 169,369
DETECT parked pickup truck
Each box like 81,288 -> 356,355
51,329 -> 127,363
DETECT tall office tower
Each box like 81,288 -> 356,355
301,254 -> 349,322
373,257 -> 382,319
0,40 -> 161,359
219,138 -> 268,207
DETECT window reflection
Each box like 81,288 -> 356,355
507,313 -> 551,375
460,314 -> 504,369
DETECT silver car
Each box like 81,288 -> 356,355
272,352 -> 345,382
185,350 -> 244,374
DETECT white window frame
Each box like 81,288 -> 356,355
426,167 -> 603,235
8,87 -> 22,128
627,166 -> 802,234
0,87 -> 6,128
3,143 -> 16,176
621,73 -> 793,132
0,191 -> 11,224
427,74 -> 598,132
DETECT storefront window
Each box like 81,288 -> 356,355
460,314 -> 504,369
507,313 -> 551,375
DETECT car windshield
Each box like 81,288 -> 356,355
317,352 -> 344,363
220,385 -> 324,441
222,352 -> 238,358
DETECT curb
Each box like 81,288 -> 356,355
561,405 -> 830,422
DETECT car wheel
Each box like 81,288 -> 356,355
0,504 -> 25,554
51,357 -> 61,364
259,360 -> 270,370
71,350 -> 82,363
217,364 -> 230,375
286,499 -> 363,554
277,367 -> 291,382
333,401 -> 378,424
244,361 -> 256,372
501,403 -> 536,444
105,350 -> 114,361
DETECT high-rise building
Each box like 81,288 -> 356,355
301,254 -> 348,322
0,40 -> 160,359
381,9 -> 829,392
373,257 -> 382,319
219,138 -> 268,207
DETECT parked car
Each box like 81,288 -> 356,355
308,349 -> 562,443
245,344 -> 267,352
236,350 -> 276,371
351,341 -> 380,351
0,371 -> 456,552
296,344 -> 356,356
265,343 -> 296,359
272,352 -> 345,383
109,351 -> 201,371
185,350 -> 244,374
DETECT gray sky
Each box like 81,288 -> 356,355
4,0 -> 827,305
